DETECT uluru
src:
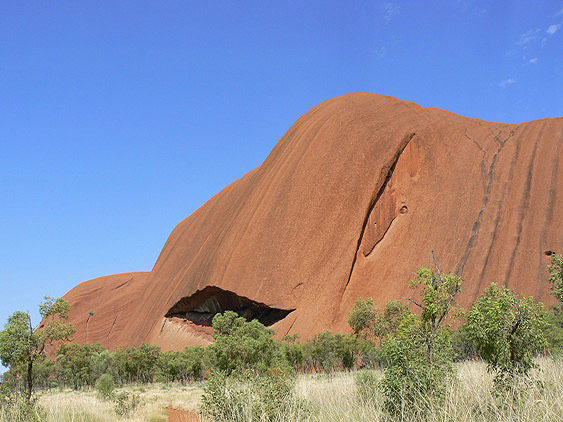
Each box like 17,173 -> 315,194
61,93 -> 562,351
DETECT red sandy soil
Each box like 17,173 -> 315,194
165,407 -> 200,422
60,93 -> 562,351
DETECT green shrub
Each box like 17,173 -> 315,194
200,369 -> 310,422
56,343 -> 105,389
207,311 -> 285,375
95,373 -> 115,400
379,267 -> 461,415
465,283 -> 548,390
202,312 -> 311,421
451,327 -> 476,362
356,339 -> 381,369
112,343 -> 160,384
157,347 -> 205,383
348,299 -> 377,340
281,336 -> 306,371
380,314 -> 455,415
306,331 -> 358,373
546,253 -> 563,356
374,300 -> 411,340
548,253 -> 562,302
348,298 -> 410,342
545,304 -> 563,356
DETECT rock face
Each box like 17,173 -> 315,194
62,94 -> 562,351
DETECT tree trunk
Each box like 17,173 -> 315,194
26,359 -> 33,401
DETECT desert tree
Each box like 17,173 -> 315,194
0,297 -> 75,400
379,260 -> 462,415
465,283 -> 548,389
348,298 -> 410,341
348,298 -> 377,340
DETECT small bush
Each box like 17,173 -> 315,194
0,390 -> 45,422
281,336 -> 306,371
379,268 -> 461,415
95,373 -> 115,400
379,315 -> 455,415
451,328 -> 476,362
200,369 -> 310,422
306,331 -> 358,373
356,339 -> 381,369
348,299 -> 377,339
112,391 -> 141,416
548,253 -> 562,302
465,283 -> 548,390
207,311 -> 284,375
545,304 -> 563,356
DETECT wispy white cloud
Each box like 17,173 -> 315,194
546,23 -> 561,35
384,2 -> 400,23
529,57 -> 538,64
517,29 -> 540,46
499,78 -> 516,88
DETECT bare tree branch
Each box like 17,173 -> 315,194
403,297 -> 423,308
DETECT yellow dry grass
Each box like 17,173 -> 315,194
37,383 -> 203,422
296,358 -> 562,421
1,357 -> 560,421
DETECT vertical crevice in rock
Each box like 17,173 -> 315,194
106,314 -> 119,341
340,132 -> 416,297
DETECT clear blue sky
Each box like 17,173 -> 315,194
1,1 -> 562,335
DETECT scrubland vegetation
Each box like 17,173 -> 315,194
0,253 -> 561,421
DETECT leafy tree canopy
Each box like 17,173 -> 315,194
0,297 -> 74,400
465,283 -> 548,387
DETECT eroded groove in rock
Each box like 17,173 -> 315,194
165,286 -> 294,327
536,128 -> 562,297
456,130 -> 515,276
341,132 -> 416,295
106,314 -> 119,340
504,124 -> 544,287
476,129 -> 525,291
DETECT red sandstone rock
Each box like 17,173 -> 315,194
61,94 -> 562,351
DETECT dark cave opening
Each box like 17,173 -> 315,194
165,286 -> 294,327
